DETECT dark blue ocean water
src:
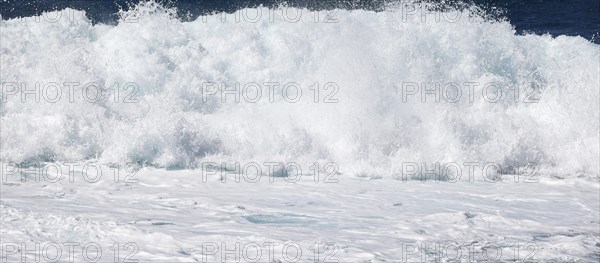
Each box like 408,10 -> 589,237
1,0 -> 599,43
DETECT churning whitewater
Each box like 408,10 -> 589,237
1,1 -> 599,178
2,1 -> 600,262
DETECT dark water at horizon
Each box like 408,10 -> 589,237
1,0 -> 599,43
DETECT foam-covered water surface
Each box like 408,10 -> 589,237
1,166 -> 599,261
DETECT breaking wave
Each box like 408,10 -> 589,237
1,1 -> 598,178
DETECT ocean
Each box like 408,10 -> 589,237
1,1 -> 599,262
2,0 -> 599,43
